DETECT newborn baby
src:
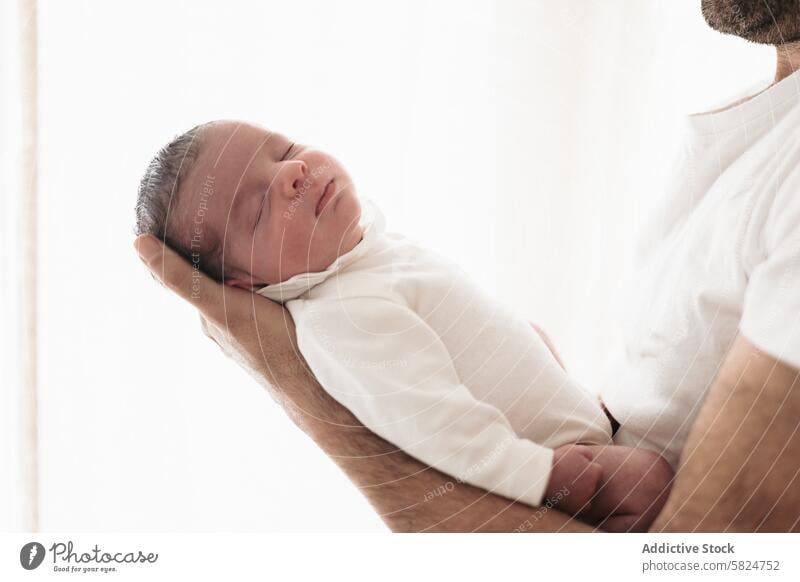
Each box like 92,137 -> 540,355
135,120 -> 674,531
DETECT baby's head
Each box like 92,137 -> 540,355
135,120 -> 363,289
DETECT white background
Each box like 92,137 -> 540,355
24,0 -> 774,531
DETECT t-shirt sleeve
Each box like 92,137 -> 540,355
740,182 -> 800,370
290,296 -> 555,507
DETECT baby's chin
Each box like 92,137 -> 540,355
334,191 -> 363,233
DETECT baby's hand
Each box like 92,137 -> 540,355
544,444 -> 604,517
580,445 -> 675,532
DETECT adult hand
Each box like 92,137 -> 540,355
133,234 -> 596,532
133,234 -> 345,429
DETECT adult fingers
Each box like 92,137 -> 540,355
199,313 -> 225,350
135,234 -> 296,353
134,234 -> 230,323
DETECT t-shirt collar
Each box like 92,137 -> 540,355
686,66 -> 800,135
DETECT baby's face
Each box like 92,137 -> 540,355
177,120 -> 363,287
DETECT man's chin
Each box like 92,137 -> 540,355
736,20 -> 800,46
702,0 -> 800,46
736,30 -> 800,47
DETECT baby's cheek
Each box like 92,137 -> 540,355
275,231 -> 313,271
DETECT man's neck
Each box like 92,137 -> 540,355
775,41 -> 800,82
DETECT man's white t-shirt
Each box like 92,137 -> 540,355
599,68 -> 800,468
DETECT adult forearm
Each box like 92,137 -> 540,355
133,238 -> 591,532
313,411 -> 593,532
650,336 -> 800,532
277,356 -> 592,532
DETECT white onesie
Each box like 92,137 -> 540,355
257,200 -> 612,506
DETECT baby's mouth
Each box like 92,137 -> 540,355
315,178 -> 335,217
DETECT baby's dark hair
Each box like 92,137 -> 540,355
135,121 -> 225,281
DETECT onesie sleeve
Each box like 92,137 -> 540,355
740,177 -> 800,370
289,296 -> 555,507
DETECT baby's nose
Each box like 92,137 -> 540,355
286,161 -> 308,194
